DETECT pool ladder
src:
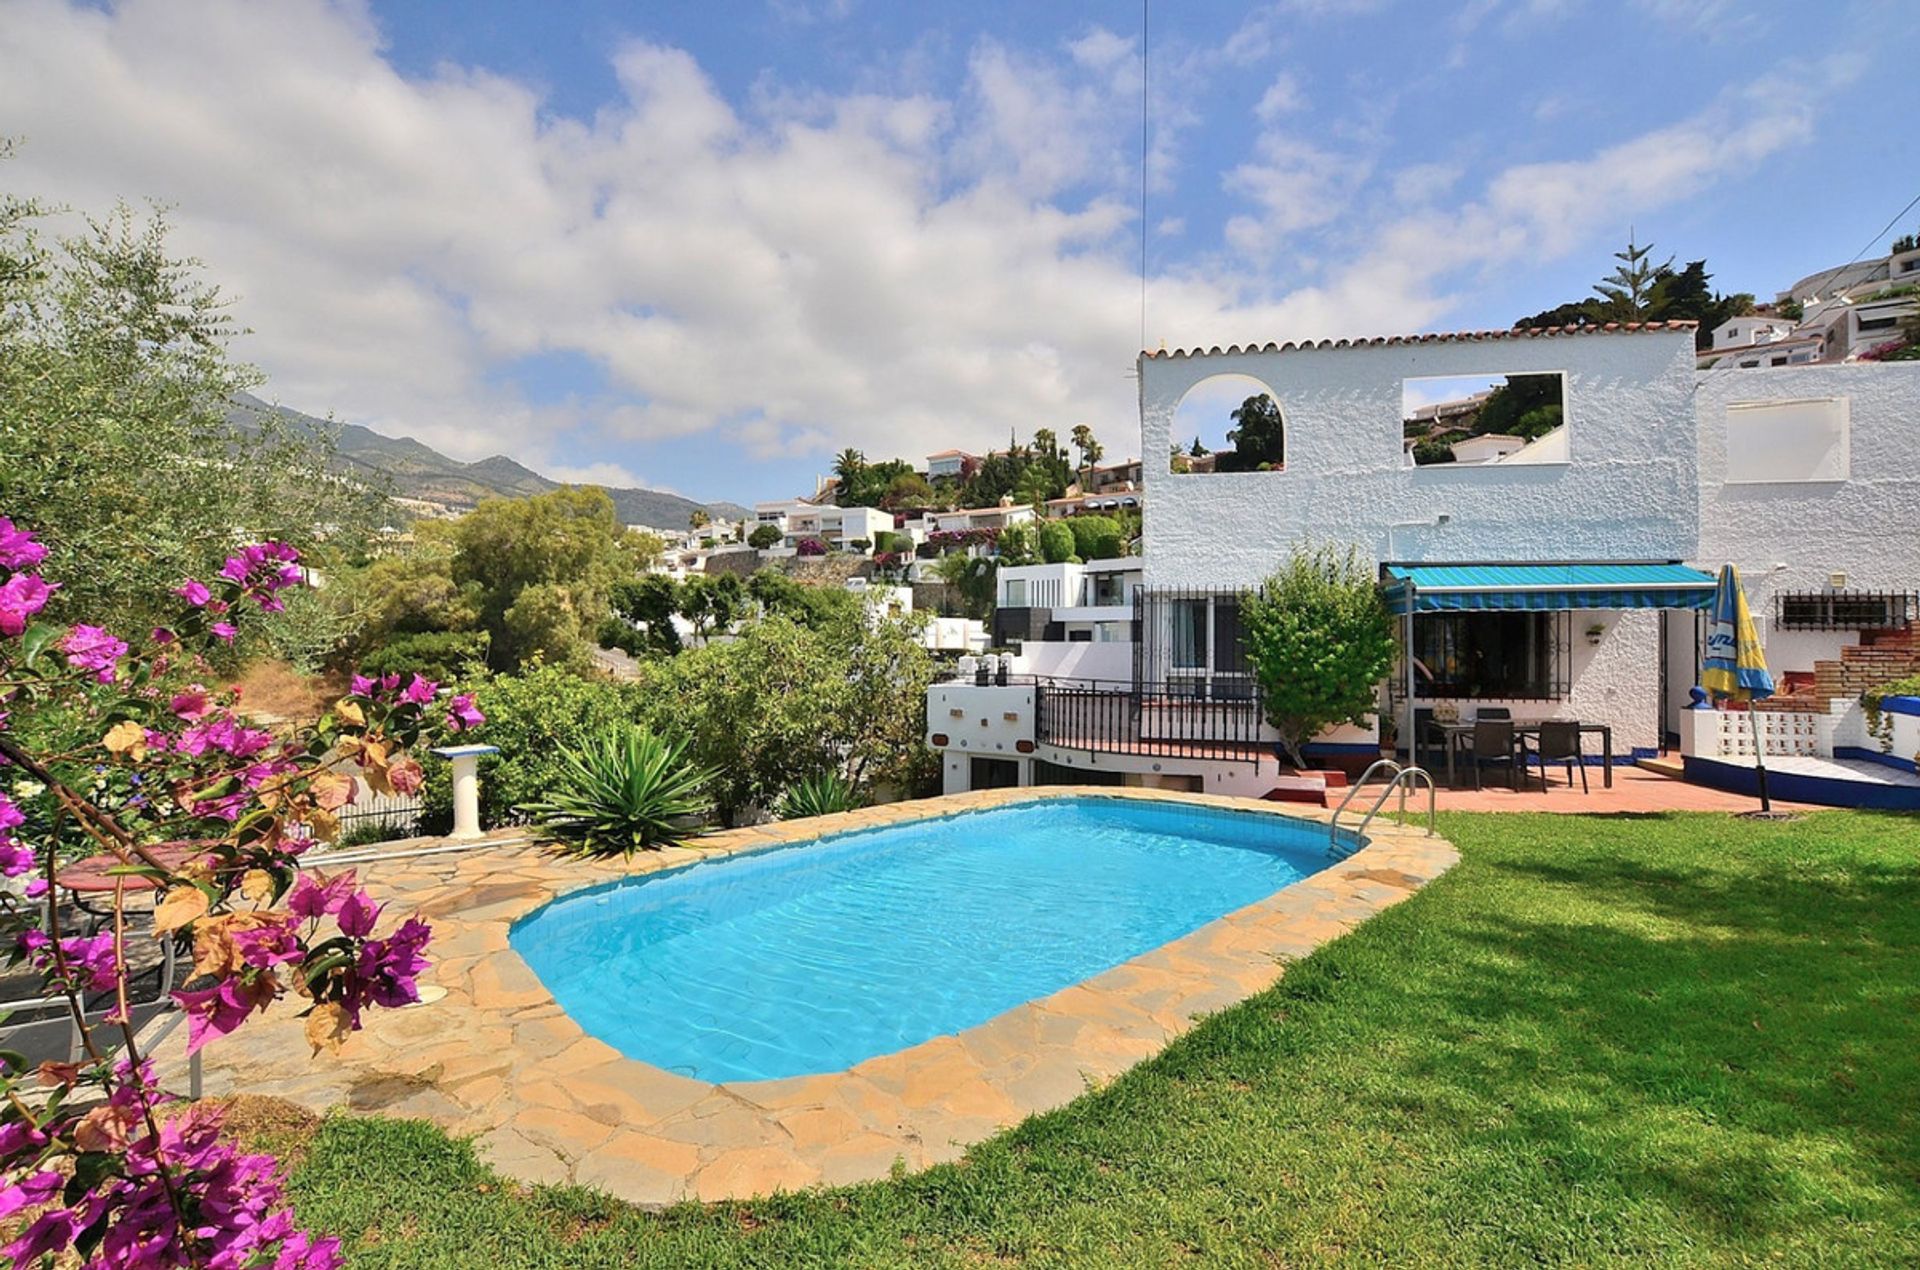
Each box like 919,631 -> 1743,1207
1328,760 -> 1436,860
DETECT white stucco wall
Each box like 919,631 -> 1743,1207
1694,362 -> 1920,675
1013,640 -> 1134,682
1139,329 -> 1701,590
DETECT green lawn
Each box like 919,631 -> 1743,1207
286,811 -> 1920,1267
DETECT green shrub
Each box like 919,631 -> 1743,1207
357,630 -> 491,685
775,772 -> 864,819
518,724 -> 713,855
419,663 -> 638,831
748,523 -> 782,549
1067,514 -> 1125,560
1038,520 -> 1075,563
1241,543 -> 1396,770
633,615 -> 935,825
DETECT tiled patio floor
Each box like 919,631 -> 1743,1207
1428,762 -> 1819,814
146,788 -> 1456,1205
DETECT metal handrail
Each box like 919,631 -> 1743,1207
1330,759 -> 1403,834
1329,763 -> 1436,859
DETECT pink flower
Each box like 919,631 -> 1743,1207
349,673 -> 375,697
387,756 -> 424,796
177,715 -> 273,759
0,841 -> 32,878
287,870 -> 358,921
0,573 -> 56,637
445,693 -> 485,732
232,921 -> 302,969
0,518 -> 47,569
58,624 -> 128,683
210,621 -> 238,643
218,542 -> 305,611
335,889 -> 380,938
0,1171 -> 62,1220
18,929 -> 118,993
150,626 -> 176,644
170,688 -> 212,721
399,675 -> 438,705
176,578 -> 211,607
356,917 -> 432,1010
174,976 -> 274,1053
3,1209 -> 75,1263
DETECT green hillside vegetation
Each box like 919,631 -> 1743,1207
228,394 -> 750,528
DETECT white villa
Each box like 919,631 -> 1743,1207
927,323 -> 1920,805
1701,243 -> 1920,370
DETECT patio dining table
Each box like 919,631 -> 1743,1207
1435,721 -> 1614,790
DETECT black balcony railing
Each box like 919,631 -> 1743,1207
1033,677 -> 1269,768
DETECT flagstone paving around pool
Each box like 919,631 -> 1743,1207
145,788 -> 1457,1206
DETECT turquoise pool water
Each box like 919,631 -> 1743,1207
509,797 -> 1329,1083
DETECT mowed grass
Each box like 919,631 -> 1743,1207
287,811 -> 1920,1267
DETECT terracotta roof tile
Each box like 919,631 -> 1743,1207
1140,320 -> 1699,360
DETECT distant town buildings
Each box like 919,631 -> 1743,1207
1699,242 -> 1920,369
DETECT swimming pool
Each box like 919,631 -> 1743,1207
509,796 -> 1333,1083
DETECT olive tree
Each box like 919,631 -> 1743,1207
1240,544 -> 1396,770
0,179 -> 384,634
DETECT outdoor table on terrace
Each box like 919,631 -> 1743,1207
53,841 -> 211,918
1436,721 -> 1613,790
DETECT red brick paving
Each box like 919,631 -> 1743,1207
1428,762 -> 1816,814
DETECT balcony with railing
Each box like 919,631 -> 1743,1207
931,665 -> 1271,768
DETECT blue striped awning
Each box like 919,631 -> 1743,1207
1384,562 -> 1718,614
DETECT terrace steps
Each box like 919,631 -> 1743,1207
1755,623 -> 1920,714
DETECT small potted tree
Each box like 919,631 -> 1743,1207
1241,543 -> 1397,803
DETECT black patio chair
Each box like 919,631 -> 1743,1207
1528,720 -> 1589,793
1464,719 -> 1521,790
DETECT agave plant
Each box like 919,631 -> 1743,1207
775,771 -> 864,820
518,724 -> 713,855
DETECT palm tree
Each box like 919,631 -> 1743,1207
832,447 -> 866,506
1070,423 -> 1104,486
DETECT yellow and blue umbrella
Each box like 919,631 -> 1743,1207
1702,564 -> 1774,701
1701,564 -> 1775,809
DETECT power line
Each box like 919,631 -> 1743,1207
1829,188 -> 1920,283
1139,0 -> 1149,355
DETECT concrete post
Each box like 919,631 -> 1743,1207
430,744 -> 499,840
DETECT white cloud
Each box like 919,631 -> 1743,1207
1254,72 -> 1304,122
1391,162 -> 1463,206
544,461 -> 666,492
0,0 -> 1842,495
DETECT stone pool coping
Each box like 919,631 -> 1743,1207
148,787 -> 1457,1205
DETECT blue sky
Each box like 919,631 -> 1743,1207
3,0 -> 1913,508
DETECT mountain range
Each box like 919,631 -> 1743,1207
229,395 -> 751,529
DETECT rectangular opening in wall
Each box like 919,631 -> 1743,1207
1402,372 -> 1567,467
1725,397 -> 1849,483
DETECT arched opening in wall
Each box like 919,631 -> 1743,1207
1168,374 -> 1286,475
1402,371 -> 1566,467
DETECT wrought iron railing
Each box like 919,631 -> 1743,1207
1033,677 -> 1269,767
1774,590 -> 1917,631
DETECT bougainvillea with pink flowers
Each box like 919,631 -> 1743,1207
0,515 -> 482,1267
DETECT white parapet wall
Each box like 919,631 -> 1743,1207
1853,697 -> 1920,769
1678,703 -> 1841,760
927,683 -> 1037,794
